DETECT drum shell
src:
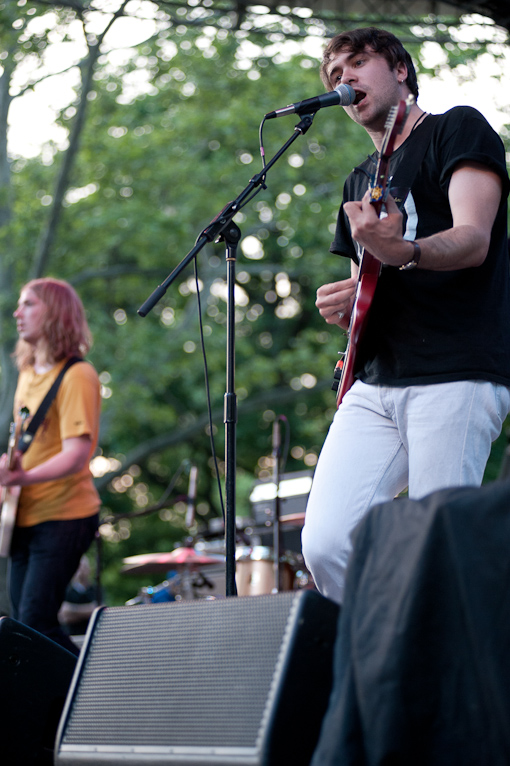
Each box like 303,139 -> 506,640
235,546 -> 294,596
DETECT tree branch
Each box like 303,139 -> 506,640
30,0 -> 132,278
94,381 -> 331,492
69,264 -> 171,286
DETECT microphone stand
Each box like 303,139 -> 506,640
271,419 -> 282,593
138,112 -> 317,597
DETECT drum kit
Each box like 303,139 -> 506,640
123,511 -> 315,604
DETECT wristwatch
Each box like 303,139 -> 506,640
399,240 -> 421,271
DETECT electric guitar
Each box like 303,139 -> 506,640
333,95 -> 414,406
0,407 -> 30,557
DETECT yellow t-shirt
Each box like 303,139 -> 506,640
13,358 -> 101,526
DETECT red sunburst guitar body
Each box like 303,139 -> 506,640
334,96 -> 414,407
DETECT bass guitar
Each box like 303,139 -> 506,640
333,95 -> 414,406
0,407 -> 30,557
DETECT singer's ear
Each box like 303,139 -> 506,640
395,61 -> 408,85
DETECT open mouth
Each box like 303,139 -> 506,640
354,91 -> 367,105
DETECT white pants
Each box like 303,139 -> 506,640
302,379 -> 510,604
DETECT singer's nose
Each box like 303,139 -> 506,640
340,67 -> 356,85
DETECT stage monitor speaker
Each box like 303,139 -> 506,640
55,590 -> 339,766
0,617 -> 77,766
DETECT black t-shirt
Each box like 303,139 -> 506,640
331,106 -> 510,387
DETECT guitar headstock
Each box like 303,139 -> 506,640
8,407 -> 30,456
18,406 -> 30,423
370,95 -> 415,206
384,95 -> 415,135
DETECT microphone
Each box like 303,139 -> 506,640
185,464 -> 198,528
265,83 -> 355,119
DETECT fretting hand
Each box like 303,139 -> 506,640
316,277 -> 357,329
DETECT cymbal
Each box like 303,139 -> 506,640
121,547 -> 224,575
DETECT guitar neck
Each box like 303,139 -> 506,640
333,97 -> 414,408
6,425 -> 19,471
6,407 -> 30,470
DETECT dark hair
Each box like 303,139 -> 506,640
320,27 -> 419,99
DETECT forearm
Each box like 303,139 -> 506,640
408,224 -> 490,271
400,163 -> 499,270
0,436 -> 91,487
345,163 -> 501,272
20,451 -> 87,486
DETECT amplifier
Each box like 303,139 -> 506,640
55,590 -> 339,765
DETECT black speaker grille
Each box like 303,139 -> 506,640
0,617 -> 76,766
61,593 -> 303,750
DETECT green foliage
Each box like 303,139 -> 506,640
0,3 -> 508,605
1,17 -> 368,604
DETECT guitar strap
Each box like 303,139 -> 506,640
388,113 -> 440,199
354,113 -> 439,207
18,356 -> 82,454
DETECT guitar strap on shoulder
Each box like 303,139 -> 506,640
388,113 -> 440,197
351,114 -> 439,206
18,356 -> 82,454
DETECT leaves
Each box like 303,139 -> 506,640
0,2 -> 508,604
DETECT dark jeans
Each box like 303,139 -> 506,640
8,514 -> 99,656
